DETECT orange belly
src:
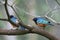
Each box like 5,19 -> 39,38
11,24 -> 18,28
37,23 -> 47,27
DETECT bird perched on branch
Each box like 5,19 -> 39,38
10,15 -> 25,30
33,17 -> 54,29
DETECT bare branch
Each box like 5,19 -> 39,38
32,29 -> 59,40
0,18 -> 8,21
0,29 -> 30,35
4,0 -> 10,19
0,28 -> 59,40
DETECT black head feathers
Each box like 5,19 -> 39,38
33,17 -> 38,24
10,15 -> 14,18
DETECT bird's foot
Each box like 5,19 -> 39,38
10,27 -> 18,30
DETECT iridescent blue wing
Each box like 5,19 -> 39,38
10,17 -> 18,23
36,17 -> 54,26
37,18 -> 48,24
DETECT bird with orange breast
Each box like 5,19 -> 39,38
33,17 -> 54,29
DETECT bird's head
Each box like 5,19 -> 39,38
33,17 -> 38,24
10,15 -> 14,18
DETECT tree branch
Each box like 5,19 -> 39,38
31,29 -> 59,40
4,0 -> 10,19
0,18 -> 8,21
0,29 -> 30,35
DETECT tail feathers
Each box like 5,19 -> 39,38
19,26 -> 25,30
48,23 -> 54,26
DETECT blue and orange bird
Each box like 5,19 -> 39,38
33,17 -> 54,29
10,15 -> 25,30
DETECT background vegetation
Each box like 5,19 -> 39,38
0,0 -> 60,40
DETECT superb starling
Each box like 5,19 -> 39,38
33,17 -> 54,29
10,15 -> 25,30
